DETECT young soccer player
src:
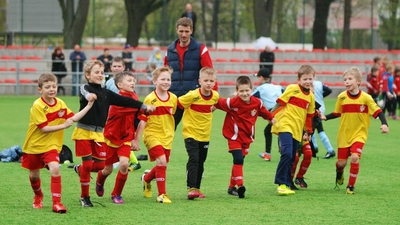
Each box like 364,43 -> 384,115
252,68 -> 283,161
178,67 -> 219,200
95,71 -> 143,204
367,65 -> 380,102
22,73 -> 96,213
216,76 -> 275,198
136,66 -> 177,204
394,66 -> 400,112
271,65 -> 316,196
291,140 -> 313,189
320,67 -> 389,194
72,60 -> 154,207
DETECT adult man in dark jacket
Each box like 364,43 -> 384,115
259,45 -> 275,72
181,3 -> 197,37
70,44 -> 87,96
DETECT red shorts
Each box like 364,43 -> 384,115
228,140 -> 250,156
148,145 -> 170,162
337,142 -> 364,160
75,140 -> 106,160
21,150 -> 59,170
105,144 -> 131,166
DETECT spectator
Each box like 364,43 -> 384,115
181,3 -> 197,37
97,48 -> 113,73
69,44 -> 87,96
147,47 -> 164,71
259,45 -> 275,72
122,44 -> 135,71
51,47 -> 67,95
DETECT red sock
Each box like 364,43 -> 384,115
51,176 -> 62,203
348,162 -> 359,187
30,177 -> 42,196
91,160 -> 105,172
229,166 -> 236,188
232,164 -> 244,187
297,147 -> 312,178
336,161 -> 344,173
80,160 -> 93,197
144,167 -> 156,183
291,152 -> 300,180
96,170 -> 108,187
111,171 -> 128,196
155,165 -> 167,196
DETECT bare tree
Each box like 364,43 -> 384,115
253,0 -> 275,37
342,0 -> 352,49
124,0 -> 170,47
58,0 -> 90,48
211,0 -> 221,44
312,0 -> 334,49
201,0 -> 212,43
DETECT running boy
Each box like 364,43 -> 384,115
72,60 -> 154,207
178,67 -> 219,200
367,65 -> 380,102
271,65 -> 316,196
106,56 -> 126,93
22,73 -> 96,213
216,76 -> 275,198
320,67 -> 389,194
137,66 -> 177,204
95,71 -> 142,204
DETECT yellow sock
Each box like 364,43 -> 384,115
130,151 -> 139,164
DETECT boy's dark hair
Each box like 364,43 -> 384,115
38,73 -> 57,88
395,66 -> 400,74
373,56 -> 381,63
236,76 -> 252,89
111,56 -> 125,66
104,48 -> 110,52
297,65 -> 315,79
114,71 -> 136,88
176,17 -> 193,29
371,65 -> 379,73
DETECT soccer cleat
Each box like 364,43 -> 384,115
128,163 -> 142,172
227,187 -> 239,196
32,195 -> 43,209
141,170 -> 152,198
156,194 -> 172,204
290,183 -> 299,191
295,177 -> 308,188
346,186 -> 355,194
73,164 -> 81,177
187,188 -> 200,200
237,186 -> 246,198
197,189 -> 206,198
277,184 -> 295,196
336,171 -> 344,185
111,195 -> 124,204
52,202 -> 67,213
258,152 -> 271,161
80,196 -> 94,207
323,152 -> 336,159
95,182 -> 104,197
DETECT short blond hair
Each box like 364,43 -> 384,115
199,67 -> 216,78
343,67 -> 362,81
84,60 -> 104,78
38,73 -> 57,88
297,65 -> 315,79
153,66 -> 173,80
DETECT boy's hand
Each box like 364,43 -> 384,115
87,93 -> 97,103
302,132 -> 311,141
269,118 -> 276,125
210,105 -> 216,112
64,118 -> 74,128
144,105 -> 156,114
317,110 -> 327,120
130,139 -> 140,151
380,124 -> 389,134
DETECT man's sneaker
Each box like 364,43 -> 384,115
80,196 -> 93,207
73,165 -> 81,177
295,177 -> 308,188
227,187 -> 238,196
96,182 -> 104,197
141,170 -> 152,198
52,202 -> 67,213
323,152 -> 336,159
336,171 -> 344,185
290,183 -> 299,191
128,163 -> 142,172
237,186 -> 246,198
156,194 -> 172,204
187,188 -> 200,200
259,152 -> 271,161
346,186 -> 355,194
111,195 -> 124,204
277,184 -> 295,196
198,189 -> 206,198
32,195 -> 43,209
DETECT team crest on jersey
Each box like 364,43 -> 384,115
251,109 -> 257,116
58,109 -> 65,117
360,105 -> 365,112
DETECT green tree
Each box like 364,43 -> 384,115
342,0 -> 352,49
379,0 -> 400,50
312,0 -> 334,49
253,0 -> 275,38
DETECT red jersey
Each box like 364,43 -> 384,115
394,75 -> 400,95
378,64 -> 385,90
216,96 -> 273,145
366,74 -> 380,95
103,91 -> 140,146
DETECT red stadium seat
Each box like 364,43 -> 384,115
136,57 -> 148,61
231,48 -> 243,52
323,59 -> 336,63
274,59 -> 283,63
325,49 -> 337,53
337,60 -> 349,64
321,71 -> 334,75
283,59 -> 296,63
15,55 -> 27,60
285,49 -> 297,53
338,49 -> 350,53
364,60 -> 374,64
244,48 -> 257,52
312,48 -> 324,52
223,81 -> 236,86
19,79 -> 32,84
216,48 -> 229,51
7,45 -> 19,49
135,46 -> 153,51
21,45 -> 35,49
272,70 -> 280,74
335,71 -> 344,75
1,55 -> 13,60
377,49 -> 390,54
225,70 -> 239,74
229,58 -> 241,62
138,80 -> 151,85
324,82 -> 334,86
0,67 -> 7,71
243,58 -> 256,63
334,82 -> 345,86
215,58 -> 228,62
298,49 -> 310,53
364,49 -> 376,53
91,56 -> 97,60
239,70 -> 252,75
216,69 -> 224,74
279,81 -> 291,86
350,49 -> 364,53
280,70 -> 294,75
9,67 -> 22,71
24,67 -> 37,72
310,59 -> 323,63
297,59 -> 309,63
350,60 -> 363,64
28,56 -> 42,60
4,79 -> 16,83
254,81 -> 260,86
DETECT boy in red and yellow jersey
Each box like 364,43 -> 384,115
22,73 -> 95,213
321,67 -> 389,194
178,67 -> 219,200
137,67 -> 177,204
271,65 -> 316,196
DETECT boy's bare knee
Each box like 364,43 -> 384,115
350,154 -> 359,163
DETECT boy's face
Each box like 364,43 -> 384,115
153,71 -> 171,92
298,73 -> 314,89
86,64 -> 104,85
372,71 -> 378,76
343,73 -> 360,92
38,80 -> 57,100
117,75 -> 136,93
199,73 -> 216,93
237,84 -> 252,103
111,62 -> 125,76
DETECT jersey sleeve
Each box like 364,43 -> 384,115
215,97 -> 231,112
200,45 -> 213,68
31,103 -> 48,129
367,94 -> 382,118
177,90 -> 193,110
333,93 -> 344,116
276,84 -> 294,105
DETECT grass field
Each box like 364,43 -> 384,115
0,95 -> 399,225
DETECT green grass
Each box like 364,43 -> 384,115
0,95 -> 400,225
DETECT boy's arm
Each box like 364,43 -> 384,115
81,52 -> 87,61
377,112 -> 389,133
107,90 -> 155,113
40,120 -> 74,133
215,98 -> 230,112
70,94 -> 97,122
322,85 -> 332,98
132,120 -> 146,151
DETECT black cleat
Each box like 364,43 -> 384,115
80,196 -> 94,207
295,178 -> 308,188
237,186 -> 246,198
323,152 -> 336,159
228,187 -> 238,196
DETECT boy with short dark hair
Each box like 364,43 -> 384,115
367,66 -> 380,102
